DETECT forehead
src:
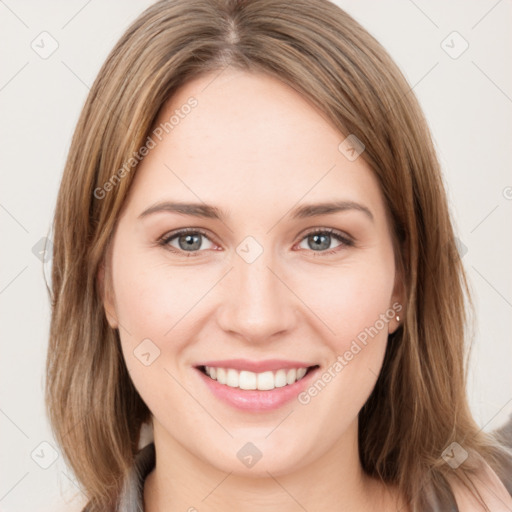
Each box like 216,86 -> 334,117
125,69 -> 386,223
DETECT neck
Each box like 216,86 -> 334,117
143,419 -> 402,512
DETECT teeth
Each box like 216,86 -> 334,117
274,369 -> 287,388
257,371 -> 274,390
216,367 -> 226,384
203,366 -> 311,390
239,370 -> 257,390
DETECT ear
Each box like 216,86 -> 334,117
388,264 -> 406,335
97,260 -> 119,330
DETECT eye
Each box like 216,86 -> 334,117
159,228 -> 215,256
158,227 -> 353,257
296,228 -> 353,256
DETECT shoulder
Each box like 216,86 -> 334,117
449,412 -> 512,512
449,460 -> 512,512
445,414 -> 512,511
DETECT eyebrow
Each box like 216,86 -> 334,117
138,200 -> 374,222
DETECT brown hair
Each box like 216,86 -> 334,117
45,0 -> 511,510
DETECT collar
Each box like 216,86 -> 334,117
118,442 -> 155,512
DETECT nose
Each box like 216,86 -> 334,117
216,248 -> 298,344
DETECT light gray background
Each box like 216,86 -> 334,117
1,1 -> 511,510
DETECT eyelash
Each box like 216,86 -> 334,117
158,227 -> 354,258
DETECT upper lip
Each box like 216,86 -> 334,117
195,359 -> 318,373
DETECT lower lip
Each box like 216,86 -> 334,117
195,366 -> 319,412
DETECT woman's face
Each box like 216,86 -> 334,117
101,69 -> 403,476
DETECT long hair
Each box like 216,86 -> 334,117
45,0 -> 511,510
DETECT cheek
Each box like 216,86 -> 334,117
112,250 -> 201,341
111,255 -> 200,415
337,275 -> 395,382
111,251 -> 220,395
294,257 -> 396,351
340,270 -> 395,341
292,258 -> 395,408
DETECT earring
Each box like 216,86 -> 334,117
396,315 -> 400,322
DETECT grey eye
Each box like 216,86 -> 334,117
298,232 -> 344,252
166,231 -> 214,252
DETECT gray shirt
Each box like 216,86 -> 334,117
117,442 -> 155,512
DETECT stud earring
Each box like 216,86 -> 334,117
396,315 -> 400,322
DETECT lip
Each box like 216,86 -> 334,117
194,358 -> 315,373
194,364 -> 320,412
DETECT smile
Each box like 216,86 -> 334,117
199,365 -> 315,390
194,360 -> 321,412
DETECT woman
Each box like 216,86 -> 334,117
45,0 -> 512,510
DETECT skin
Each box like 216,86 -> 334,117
100,68 -> 408,511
